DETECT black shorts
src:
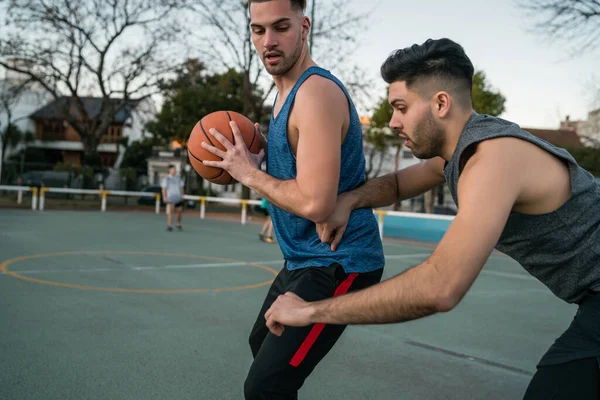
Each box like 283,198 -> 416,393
169,201 -> 183,208
244,263 -> 383,399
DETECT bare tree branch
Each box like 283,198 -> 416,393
0,0 -> 187,157
518,0 -> 600,54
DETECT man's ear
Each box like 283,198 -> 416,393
302,16 -> 311,40
433,91 -> 451,118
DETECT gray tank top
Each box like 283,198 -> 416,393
444,112 -> 600,304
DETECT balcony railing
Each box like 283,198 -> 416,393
100,136 -> 120,144
40,132 -> 67,141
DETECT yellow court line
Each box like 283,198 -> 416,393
0,251 -> 278,294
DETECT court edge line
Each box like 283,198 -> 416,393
0,253 -> 535,282
1,254 -> 433,275
401,338 -> 534,376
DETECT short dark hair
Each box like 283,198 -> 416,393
381,38 -> 474,101
248,0 -> 307,12
168,164 -> 175,169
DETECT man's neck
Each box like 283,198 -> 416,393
441,109 -> 475,161
272,50 -> 317,95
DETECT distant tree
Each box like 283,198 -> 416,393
567,146 -> 600,177
0,79 -> 29,183
120,137 -> 157,173
145,58 -> 265,147
472,70 -> 506,116
0,0 -> 186,160
363,96 -> 401,180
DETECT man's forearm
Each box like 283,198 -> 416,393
346,172 -> 399,210
309,261 -> 442,325
244,169 -> 326,221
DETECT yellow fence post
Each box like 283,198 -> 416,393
200,197 -> 206,219
154,193 -> 161,215
101,191 -> 110,212
374,210 -> 386,239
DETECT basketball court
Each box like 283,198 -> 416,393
0,209 -> 576,399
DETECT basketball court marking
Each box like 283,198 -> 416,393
0,251 -> 279,294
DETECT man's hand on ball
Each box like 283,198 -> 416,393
201,121 -> 265,184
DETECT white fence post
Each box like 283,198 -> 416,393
31,187 -> 38,211
0,186 -> 263,221
39,188 -> 47,211
241,200 -> 248,225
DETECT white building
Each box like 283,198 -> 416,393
565,109 -> 600,146
0,76 -> 54,179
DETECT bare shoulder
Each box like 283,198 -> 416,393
469,137 -> 571,213
474,136 -> 524,155
467,136 -> 563,171
457,136 -> 545,205
464,137 -> 527,172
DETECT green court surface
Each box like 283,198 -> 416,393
0,209 -> 576,399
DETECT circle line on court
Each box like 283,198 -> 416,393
0,251 -> 278,294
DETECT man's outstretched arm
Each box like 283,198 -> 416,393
346,157 -> 446,210
317,157 -> 446,250
266,140 -> 523,334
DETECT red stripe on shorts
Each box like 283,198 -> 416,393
289,272 -> 359,367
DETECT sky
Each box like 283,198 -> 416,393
332,0 -> 600,129
2,0 -> 598,131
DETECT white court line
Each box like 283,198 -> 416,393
3,254 -> 431,275
383,240 -> 512,261
386,253 -> 430,260
480,269 -> 534,281
2,267 -> 118,274
133,260 -> 283,271
6,260 -> 283,275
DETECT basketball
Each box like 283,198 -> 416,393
187,111 -> 263,185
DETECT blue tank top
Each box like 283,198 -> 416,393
267,66 -> 385,273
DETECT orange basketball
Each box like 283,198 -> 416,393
187,111 -> 263,185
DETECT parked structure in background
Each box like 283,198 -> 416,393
523,127 -> 583,149
0,70 -> 54,181
28,96 -> 154,168
560,111 -> 600,146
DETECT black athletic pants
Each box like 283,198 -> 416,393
244,263 -> 383,400
523,357 -> 600,399
523,290 -> 600,399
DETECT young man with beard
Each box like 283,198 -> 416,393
200,0 -> 385,398
263,38 -> 600,399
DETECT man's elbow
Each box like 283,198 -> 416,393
304,198 -> 335,223
433,288 -> 464,313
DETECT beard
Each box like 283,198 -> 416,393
262,34 -> 303,76
410,109 -> 445,159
